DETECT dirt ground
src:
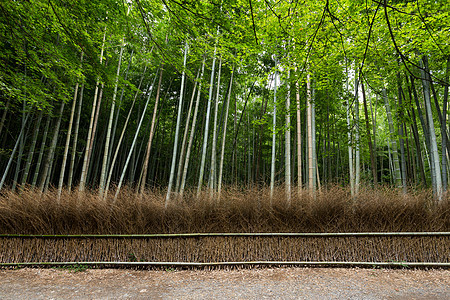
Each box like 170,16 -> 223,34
0,267 -> 448,299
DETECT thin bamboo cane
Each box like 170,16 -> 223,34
166,41 -> 189,205
1,261 -> 448,268
1,232 -> 448,239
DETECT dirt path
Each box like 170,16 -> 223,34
0,267 -> 448,299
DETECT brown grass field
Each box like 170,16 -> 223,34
0,185 -> 448,234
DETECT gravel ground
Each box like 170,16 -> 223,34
0,267 -> 448,299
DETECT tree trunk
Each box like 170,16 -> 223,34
38,102 -> 65,192
58,77 -> 80,199
361,82 -> 377,185
86,83 -> 104,185
430,76 -> 450,158
270,65 -> 278,202
102,66 -> 147,196
312,79 -> 318,192
443,56 -> 449,191
387,141 -> 394,184
21,110 -> 43,186
346,93 -> 354,195
354,75 -> 360,195
175,67 -> 200,194
180,58 -> 206,198
397,73 -> 407,193
420,56 -> 443,201
108,50 -> 134,171
382,87 -> 402,188
208,57 -> 222,197
79,27 -> 107,192
138,66 -> 164,195
307,72 -> 315,196
31,114 -> 50,188
68,81 -> 85,190
285,69 -> 291,205
197,44 -> 217,197
370,94 -> 377,155
12,105 -> 28,191
166,41 -> 188,205
410,74 -> 433,186
295,69 -> 302,194
113,68 -> 159,201
0,98 -> 11,139
99,37 -> 125,197
405,74 -> 427,187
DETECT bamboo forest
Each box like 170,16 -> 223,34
0,0 -> 449,236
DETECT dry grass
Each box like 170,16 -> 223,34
0,185 -> 448,265
0,185 -> 448,234
1,236 -> 448,264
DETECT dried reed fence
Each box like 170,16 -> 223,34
0,234 -> 448,266
0,185 -> 448,268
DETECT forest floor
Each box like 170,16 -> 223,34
0,267 -> 448,299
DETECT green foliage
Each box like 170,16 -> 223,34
0,0 -> 448,189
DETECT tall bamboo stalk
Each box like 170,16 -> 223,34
346,66 -> 354,196
175,67 -> 200,194
295,68 -> 302,194
307,72 -> 315,196
420,56 -> 442,201
58,55 -> 82,199
166,41 -> 188,205
99,37 -> 125,198
197,43 -> 217,197
0,98 -> 10,138
354,75 -> 360,195
180,58 -> 206,198
312,79 -> 318,192
85,83 -> 104,185
12,101 -> 27,191
218,65 -> 234,199
397,73 -> 407,193
31,115 -> 50,187
382,87 -> 402,188
0,113 -> 30,191
114,69 -> 159,201
38,102 -> 65,192
270,65 -> 278,202
209,57 -> 222,196
21,110 -> 43,186
443,56 -> 449,191
79,26 -> 107,192
361,82 -> 377,186
68,81 -> 84,190
102,66 -> 147,197
285,69 -> 291,205
108,50 -> 134,172
139,66 -> 163,195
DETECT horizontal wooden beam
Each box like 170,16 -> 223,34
1,261 -> 448,268
0,232 -> 448,238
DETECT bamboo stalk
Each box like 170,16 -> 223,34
1,261 -> 448,268
1,232 -> 448,239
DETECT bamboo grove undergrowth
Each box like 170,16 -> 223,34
0,185 -> 448,234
